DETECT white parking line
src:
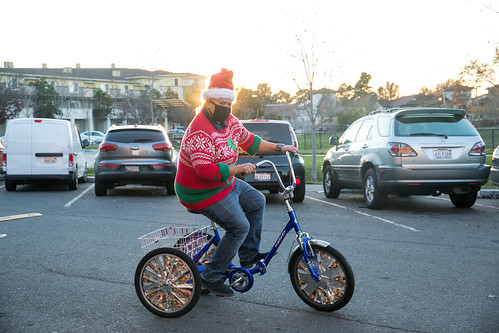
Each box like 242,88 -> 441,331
64,184 -> 95,207
305,196 -> 420,232
0,213 -> 43,222
0,185 -> 4,189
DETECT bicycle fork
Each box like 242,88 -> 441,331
296,231 -> 322,281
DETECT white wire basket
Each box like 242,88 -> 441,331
138,226 -> 211,258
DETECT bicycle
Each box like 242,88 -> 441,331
134,152 -> 355,318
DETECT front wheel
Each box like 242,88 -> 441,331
289,244 -> 354,312
135,247 -> 201,318
323,166 -> 340,198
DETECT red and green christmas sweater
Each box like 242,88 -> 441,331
174,112 -> 261,210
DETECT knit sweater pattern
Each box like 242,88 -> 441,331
174,112 -> 260,210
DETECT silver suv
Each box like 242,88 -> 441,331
94,124 -> 178,196
322,108 -> 490,209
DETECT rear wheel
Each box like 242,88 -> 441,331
95,180 -> 107,196
68,171 -> 78,190
363,168 -> 386,210
135,248 -> 201,318
5,181 -> 16,191
289,244 -> 354,312
323,166 -> 340,198
450,191 -> 477,208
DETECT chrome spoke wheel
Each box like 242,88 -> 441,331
135,248 -> 201,318
364,175 -> 375,203
289,244 -> 354,311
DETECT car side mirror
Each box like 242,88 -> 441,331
329,136 -> 339,146
82,139 -> 90,148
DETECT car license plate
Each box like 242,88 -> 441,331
44,157 -> 57,164
433,149 -> 452,159
125,166 -> 139,172
254,172 -> 271,181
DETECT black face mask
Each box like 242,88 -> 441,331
211,101 -> 231,123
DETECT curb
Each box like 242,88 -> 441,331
478,189 -> 499,199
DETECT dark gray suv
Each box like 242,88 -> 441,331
238,120 -> 306,202
94,125 -> 178,196
322,108 -> 490,209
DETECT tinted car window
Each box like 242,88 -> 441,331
355,118 -> 373,142
242,122 -> 294,145
105,130 -> 166,143
395,114 -> 478,136
340,120 -> 363,144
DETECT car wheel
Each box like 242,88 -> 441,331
449,191 -> 477,208
95,180 -> 107,196
166,181 -> 175,195
323,166 -> 340,198
68,171 -> 78,190
363,168 -> 387,210
293,180 -> 305,202
5,181 -> 16,191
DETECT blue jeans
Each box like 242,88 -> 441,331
197,178 -> 265,282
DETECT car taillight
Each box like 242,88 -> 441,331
99,142 -> 118,151
69,154 -> 74,167
469,142 -> 486,156
153,142 -> 172,151
387,142 -> 417,157
1,153 -> 6,167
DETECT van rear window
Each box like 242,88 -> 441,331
105,130 -> 165,143
242,123 -> 294,145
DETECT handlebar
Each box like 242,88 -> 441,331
255,151 -> 297,192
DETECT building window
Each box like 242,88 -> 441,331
6,77 -> 18,89
122,85 -> 129,95
69,81 -> 79,93
69,101 -> 80,109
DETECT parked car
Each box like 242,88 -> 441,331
94,124 -> 178,196
490,145 -> 499,186
168,129 -> 185,140
3,118 -> 88,191
322,108 -> 490,209
81,131 -> 105,145
238,120 -> 305,202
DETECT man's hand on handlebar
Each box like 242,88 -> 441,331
230,163 -> 256,177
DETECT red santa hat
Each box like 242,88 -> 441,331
201,68 -> 236,101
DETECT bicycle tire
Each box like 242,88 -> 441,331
289,244 -> 354,312
135,247 -> 201,318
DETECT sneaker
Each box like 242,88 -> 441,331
200,277 -> 234,297
240,252 -> 270,269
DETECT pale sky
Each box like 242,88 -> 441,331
2,0 -> 498,96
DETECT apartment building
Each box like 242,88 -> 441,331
0,62 -> 206,134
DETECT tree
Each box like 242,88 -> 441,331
377,81 -> 400,100
233,87 -> 259,119
291,32 -> 333,181
335,72 -> 378,131
0,83 -> 25,124
459,59 -> 496,97
29,78 -> 60,118
272,90 -> 292,104
92,89 -> 113,120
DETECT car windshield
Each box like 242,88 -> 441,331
105,130 -> 165,143
394,114 -> 478,137
242,122 -> 294,145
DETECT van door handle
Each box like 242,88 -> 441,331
362,144 -> 368,149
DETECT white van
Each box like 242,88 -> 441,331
2,118 -> 89,191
